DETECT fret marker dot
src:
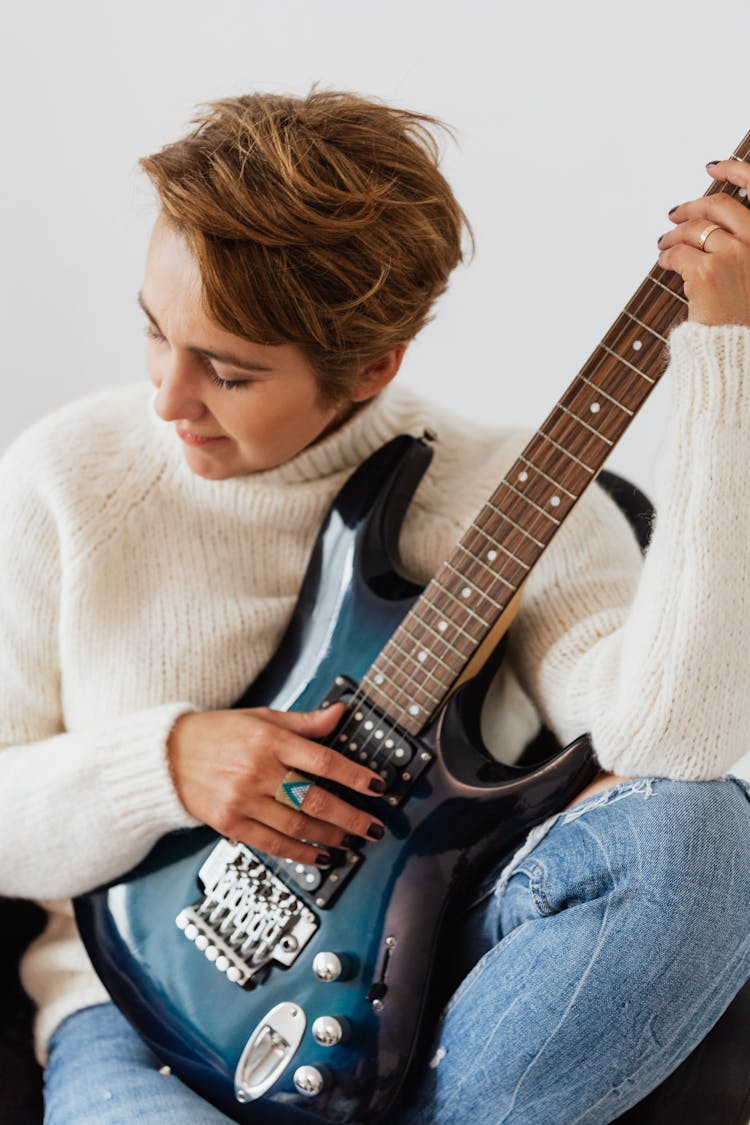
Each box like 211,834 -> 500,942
418,650 -> 428,662
487,549 -> 497,561
632,339 -> 643,351
589,402 -> 601,413
409,704 -> 420,716
461,586 -> 471,598
374,674 -> 384,685
518,471 -> 528,482
438,621 -> 448,632
550,495 -> 561,507
740,188 -> 748,199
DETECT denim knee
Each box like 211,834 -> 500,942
499,775 -> 750,959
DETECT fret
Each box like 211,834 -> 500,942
578,376 -> 634,416
544,407 -> 613,469
647,274 -> 688,305
444,560 -> 507,610
455,542 -> 518,589
501,479 -> 563,525
398,614 -> 467,662
558,402 -> 615,446
623,310 -> 668,345
385,633 -> 454,687
421,586 -> 486,644
375,648 -> 444,707
560,382 -> 631,446
517,456 -> 577,500
532,431 -> 596,475
466,521 -> 531,571
600,344 -> 655,384
580,356 -> 650,416
484,501 -> 548,549
432,569 -> 494,627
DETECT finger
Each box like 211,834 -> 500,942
251,702 -> 347,741
668,192 -> 750,240
246,795 -> 366,850
264,716 -> 389,797
658,220 -> 734,254
231,817 -> 333,867
707,158 -> 750,193
278,778 -> 385,840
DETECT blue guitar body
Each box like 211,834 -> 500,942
74,435 -> 596,1123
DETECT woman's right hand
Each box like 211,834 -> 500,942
167,703 -> 386,866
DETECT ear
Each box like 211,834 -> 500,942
350,344 -> 407,402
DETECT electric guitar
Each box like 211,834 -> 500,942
74,131 -> 750,1123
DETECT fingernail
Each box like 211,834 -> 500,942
368,777 -> 386,794
367,822 -> 384,840
341,834 -> 365,849
657,232 -> 668,244
314,853 -> 332,866
707,160 -> 721,168
668,204 -> 680,215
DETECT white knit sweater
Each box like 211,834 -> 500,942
2,321 -> 749,1061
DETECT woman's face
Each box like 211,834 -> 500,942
141,218 -> 399,480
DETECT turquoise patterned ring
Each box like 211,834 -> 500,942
275,769 -> 314,810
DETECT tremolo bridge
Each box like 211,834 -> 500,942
176,678 -> 433,988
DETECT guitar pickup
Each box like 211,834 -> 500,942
319,676 -> 433,807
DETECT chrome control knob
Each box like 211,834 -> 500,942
312,1015 -> 346,1046
293,1065 -> 326,1097
312,951 -> 343,982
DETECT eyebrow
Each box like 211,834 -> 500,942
137,292 -> 275,372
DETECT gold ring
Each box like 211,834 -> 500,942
697,222 -> 721,251
275,770 -> 314,810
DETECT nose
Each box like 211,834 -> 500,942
151,350 -> 207,423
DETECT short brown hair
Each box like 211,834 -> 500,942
139,88 -> 474,401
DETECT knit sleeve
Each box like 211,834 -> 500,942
507,321 -> 750,780
0,436 -> 200,900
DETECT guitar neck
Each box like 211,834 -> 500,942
361,128 -> 750,737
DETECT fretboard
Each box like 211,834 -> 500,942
360,128 -> 750,737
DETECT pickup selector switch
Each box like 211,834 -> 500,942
312,1015 -> 346,1046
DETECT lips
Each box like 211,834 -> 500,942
176,428 -> 226,446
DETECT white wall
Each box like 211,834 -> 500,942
4,0 -> 750,489
3,0 -> 750,777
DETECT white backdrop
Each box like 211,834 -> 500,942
3,0 -> 750,776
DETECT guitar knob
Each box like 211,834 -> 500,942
293,1064 -> 327,1096
312,951 -> 345,982
312,1015 -> 347,1046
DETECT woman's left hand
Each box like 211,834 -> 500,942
657,159 -> 750,326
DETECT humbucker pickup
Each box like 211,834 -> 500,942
320,675 -> 433,807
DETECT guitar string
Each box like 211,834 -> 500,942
315,163 -> 750,800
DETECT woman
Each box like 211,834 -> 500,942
1,89 -> 749,1124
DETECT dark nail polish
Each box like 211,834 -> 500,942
341,834 -> 365,849
367,822 -> 385,840
668,204 -> 680,215
368,777 -> 386,794
707,160 -> 721,167
314,853 -> 331,867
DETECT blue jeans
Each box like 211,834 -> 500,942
44,777 -> 750,1124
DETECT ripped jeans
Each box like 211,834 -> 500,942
44,777 -> 750,1125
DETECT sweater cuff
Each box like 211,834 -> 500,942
668,321 -> 750,422
91,701 -> 201,838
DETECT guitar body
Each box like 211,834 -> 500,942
75,435 -> 596,1123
